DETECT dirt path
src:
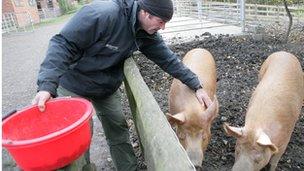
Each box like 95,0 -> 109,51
2,21 -> 115,170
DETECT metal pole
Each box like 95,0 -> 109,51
240,0 -> 245,32
236,0 -> 239,15
197,0 -> 202,21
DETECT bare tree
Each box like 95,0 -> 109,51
283,0 -> 293,42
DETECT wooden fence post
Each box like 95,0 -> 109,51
123,57 -> 195,171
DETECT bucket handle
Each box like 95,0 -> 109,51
2,109 -> 17,121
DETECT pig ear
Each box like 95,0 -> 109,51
166,112 -> 186,125
256,131 -> 278,153
223,123 -> 244,138
204,96 -> 219,122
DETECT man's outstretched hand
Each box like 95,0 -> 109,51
195,88 -> 212,108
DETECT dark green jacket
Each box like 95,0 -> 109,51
38,0 -> 201,98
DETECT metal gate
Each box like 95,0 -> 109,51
2,12 -> 34,34
162,0 -> 304,35
160,0 -> 245,38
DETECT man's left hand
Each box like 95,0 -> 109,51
195,88 -> 212,108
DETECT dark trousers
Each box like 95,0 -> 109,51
57,86 -> 137,171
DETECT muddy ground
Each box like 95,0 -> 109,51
123,28 -> 304,170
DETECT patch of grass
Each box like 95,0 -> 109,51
35,13 -> 74,28
34,3 -> 84,28
294,7 -> 304,17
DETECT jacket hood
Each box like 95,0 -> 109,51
113,0 -> 139,35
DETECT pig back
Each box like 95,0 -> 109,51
169,48 -> 217,113
245,51 -> 303,144
182,48 -> 217,97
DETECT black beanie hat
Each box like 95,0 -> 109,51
137,0 -> 174,22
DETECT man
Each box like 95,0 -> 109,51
32,0 -> 212,170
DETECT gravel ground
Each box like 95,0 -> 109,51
2,19 -> 303,171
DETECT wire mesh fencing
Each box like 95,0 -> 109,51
2,12 -> 34,34
172,0 -> 304,32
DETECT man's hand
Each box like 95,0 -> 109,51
31,91 -> 52,112
195,88 -> 212,108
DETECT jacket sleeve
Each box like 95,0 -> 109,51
37,5 -> 106,96
139,33 -> 202,91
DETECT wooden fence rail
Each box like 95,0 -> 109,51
123,57 -> 195,171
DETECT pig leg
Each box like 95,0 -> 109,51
268,150 -> 285,171
260,163 -> 270,171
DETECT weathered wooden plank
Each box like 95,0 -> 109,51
123,57 -> 195,171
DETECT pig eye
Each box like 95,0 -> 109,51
253,151 -> 263,163
235,145 -> 241,156
178,131 -> 186,140
254,157 -> 262,164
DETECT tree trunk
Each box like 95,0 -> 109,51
283,0 -> 293,42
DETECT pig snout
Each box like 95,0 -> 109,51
187,149 -> 203,169
232,155 -> 254,171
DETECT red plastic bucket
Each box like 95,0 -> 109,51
2,97 -> 94,171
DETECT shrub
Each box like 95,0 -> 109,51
58,0 -> 77,14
